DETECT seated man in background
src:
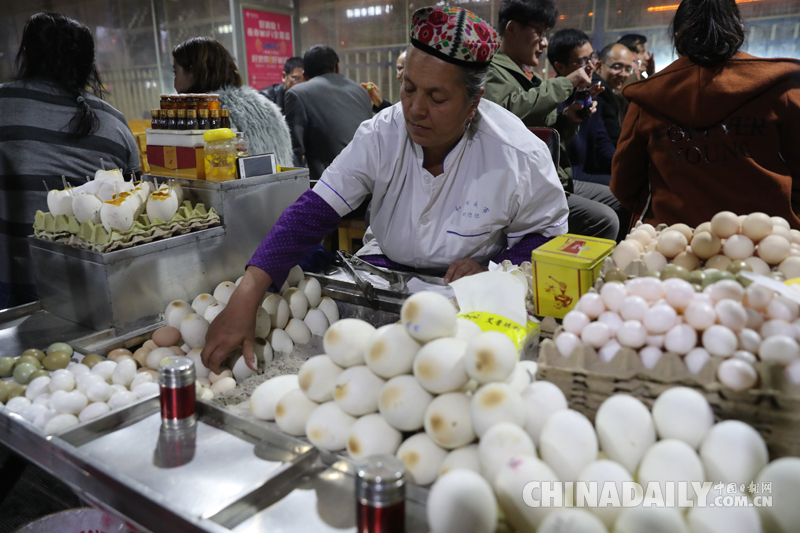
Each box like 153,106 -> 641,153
618,33 -> 655,79
593,43 -> 634,146
548,29 -> 616,186
259,57 -> 304,114
285,45 -> 372,181
484,0 -> 622,241
362,50 -> 406,113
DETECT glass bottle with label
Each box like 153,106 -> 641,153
198,109 -> 210,130
151,109 -> 160,129
167,109 -> 177,130
186,109 -> 199,130
220,109 -> 231,129
176,109 -> 187,130
208,94 -> 220,111
160,94 -> 171,110
159,109 -> 168,129
210,109 -> 221,129
185,95 -> 197,111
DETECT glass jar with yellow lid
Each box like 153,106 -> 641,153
203,128 -> 237,182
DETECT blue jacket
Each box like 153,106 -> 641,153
560,91 -> 616,182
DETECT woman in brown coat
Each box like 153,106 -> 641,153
610,0 -> 800,229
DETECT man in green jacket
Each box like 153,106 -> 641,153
484,0 -> 624,241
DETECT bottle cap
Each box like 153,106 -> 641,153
355,455 -> 406,507
158,356 -> 196,389
203,128 -> 236,142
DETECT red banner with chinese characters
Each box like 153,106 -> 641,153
243,8 -> 293,91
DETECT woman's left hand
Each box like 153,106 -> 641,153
444,258 -> 488,283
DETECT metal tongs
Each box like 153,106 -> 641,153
335,251 -> 407,303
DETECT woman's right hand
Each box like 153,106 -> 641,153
201,267 -> 272,374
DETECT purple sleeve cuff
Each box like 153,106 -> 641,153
248,190 -> 342,289
493,233 -> 551,265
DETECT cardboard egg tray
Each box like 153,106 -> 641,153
537,334 -> 800,459
32,201 -> 220,253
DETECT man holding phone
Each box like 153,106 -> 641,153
548,29 -> 616,187
484,0 -> 621,241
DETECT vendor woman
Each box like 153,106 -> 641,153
202,7 -> 568,371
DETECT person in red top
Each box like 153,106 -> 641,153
610,0 -> 800,230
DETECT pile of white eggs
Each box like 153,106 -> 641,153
427,386 -> 799,533
163,266 -> 339,398
250,290 -> 544,486
612,212 -> 800,278
3,358 -> 160,435
557,276 -> 800,391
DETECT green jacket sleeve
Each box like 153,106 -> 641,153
484,66 -> 574,127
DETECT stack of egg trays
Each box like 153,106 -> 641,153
536,334 -> 800,459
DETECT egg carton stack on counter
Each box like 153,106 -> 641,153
33,169 -> 219,253
537,211 -> 800,459
602,211 -> 800,288
0,342 -> 160,434
244,290 -> 797,533
159,265 -> 338,400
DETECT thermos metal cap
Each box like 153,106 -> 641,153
356,455 -> 406,506
158,356 -> 196,389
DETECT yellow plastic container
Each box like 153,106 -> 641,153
531,234 -> 616,318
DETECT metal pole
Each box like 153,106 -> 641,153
150,0 -> 166,94
229,0 -> 239,65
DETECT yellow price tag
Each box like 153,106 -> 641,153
457,312 -> 540,353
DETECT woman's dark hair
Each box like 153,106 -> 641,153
172,37 -> 243,93
15,12 -> 105,138
671,0 -> 745,68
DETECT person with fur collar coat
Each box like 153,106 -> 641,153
172,37 -> 293,167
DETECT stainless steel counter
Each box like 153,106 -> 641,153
0,302 -> 98,357
0,294 -> 429,533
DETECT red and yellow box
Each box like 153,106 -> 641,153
146,145 -> 206,179
531,234 -> 616,318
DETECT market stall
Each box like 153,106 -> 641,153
3,174 -> 800,533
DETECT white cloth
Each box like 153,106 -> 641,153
312,99 -> 569,271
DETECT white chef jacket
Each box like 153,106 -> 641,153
312,99 -> 569,270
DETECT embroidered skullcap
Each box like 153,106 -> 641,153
410,7 -> 499,69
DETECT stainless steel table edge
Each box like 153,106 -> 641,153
0,301 -> 42,323
0,407 -> 227,533
28,226 -> 227,265
143,169 -> 309,193
0,398 -> 316,533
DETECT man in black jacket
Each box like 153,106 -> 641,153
284,45 -> 372,181
594,43 -> 634,146
259,57 -> 304,114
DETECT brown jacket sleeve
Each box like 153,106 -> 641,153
779,85 -> 800,215
610,102 -> 650,215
